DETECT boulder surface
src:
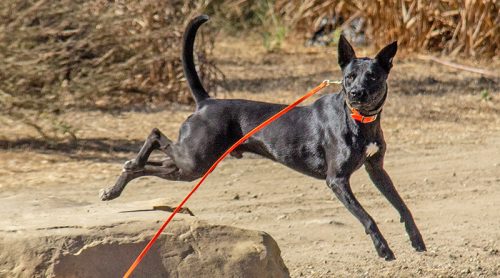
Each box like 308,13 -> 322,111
0,215 -> 289,278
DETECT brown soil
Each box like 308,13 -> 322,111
1,35 -> 499,277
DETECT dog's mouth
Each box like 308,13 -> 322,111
347,93 -> 386,115
347,98 -> 371,109
348,100 -> 363,106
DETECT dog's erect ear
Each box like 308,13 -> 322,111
338,35 -> 356,70
375,41 -> 398,72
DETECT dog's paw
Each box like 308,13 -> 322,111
375,241 -> 396,261
383,249 -> 396,261
378,246 -> 396,261
412,237 -> 427,252
99,187 -> 120,201
122,159 -> 140,172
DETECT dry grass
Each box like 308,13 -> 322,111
0,0 -> 224,139
224,0 -> 499,57
363,0 -> 498,57
0,0 -> 497,140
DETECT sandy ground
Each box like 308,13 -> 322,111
1,36 -> 499,277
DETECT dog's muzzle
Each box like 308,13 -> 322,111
350,89 -> 367,101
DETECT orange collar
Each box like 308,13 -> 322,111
342,87 -> 385,124
350,108 -> 378,123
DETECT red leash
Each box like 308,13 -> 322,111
123,80 -> 338,278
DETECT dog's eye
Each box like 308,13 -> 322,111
366,73 -> 377,81
346,74 -> 356,82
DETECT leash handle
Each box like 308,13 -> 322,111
123,80 -> 334,278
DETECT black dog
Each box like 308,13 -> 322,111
100,15 -> 426,260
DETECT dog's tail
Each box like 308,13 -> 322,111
182,15 -> 210,106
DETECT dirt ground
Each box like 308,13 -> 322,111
1,35 -> 499,277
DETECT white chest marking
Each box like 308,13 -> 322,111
365,143 -> 379,157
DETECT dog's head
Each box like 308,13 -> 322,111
338,35 -> 397,115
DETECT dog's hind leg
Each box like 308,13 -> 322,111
100,128 -> 194,201
125,128 -> 173,171
365,157 -> 427,252
327,175 -> 396,261
100,157 -> 201,201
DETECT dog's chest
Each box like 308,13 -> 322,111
365,142 -> 379,157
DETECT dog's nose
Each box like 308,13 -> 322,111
351,89 -> 366,99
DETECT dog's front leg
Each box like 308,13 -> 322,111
365,156 -> 427,252
327,175 -> 396,260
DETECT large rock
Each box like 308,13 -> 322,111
0,217 -> 289,277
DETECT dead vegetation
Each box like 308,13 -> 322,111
0,0 -> 223,140
225,0 -> 499,57
0,0 -> 497,141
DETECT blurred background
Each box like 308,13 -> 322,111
0,0 -> 497,142
0,1 -> 499,277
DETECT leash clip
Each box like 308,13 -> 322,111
323,79 -> 342,86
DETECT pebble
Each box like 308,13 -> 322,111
460,268 -> 471,274
276,214 -> 287,220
